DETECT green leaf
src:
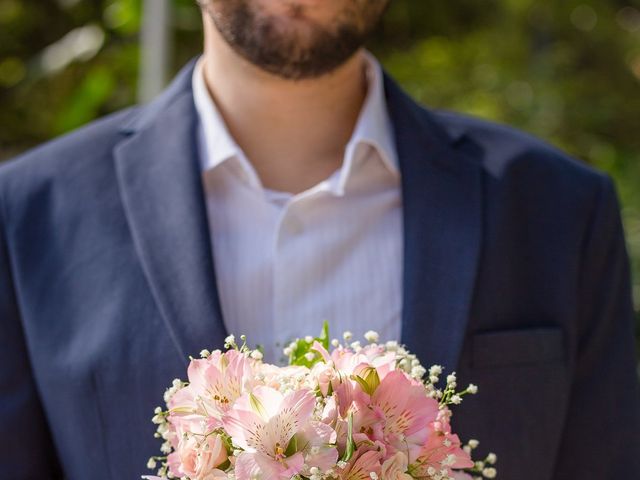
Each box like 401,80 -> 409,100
319,320 -> 330,350
341,412 -> 356,462
288,321 -> 333,368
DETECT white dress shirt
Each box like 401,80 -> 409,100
193,52 -> 403,361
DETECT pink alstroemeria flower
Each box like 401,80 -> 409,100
167,433 -> 228,480
170,349 -> 254,431
358,370 -> 440,458
188,350 -> 254,416
222,386 -> 319,480
338,445 -> 384,480
451,472 -> 474,480
409,427 -> 474,479
381,451 -> 413,480
297,420 -> 339,474
312,342 -> 397,381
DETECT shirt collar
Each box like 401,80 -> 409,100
192,50 -> 399,192
193,58 -> 258,184
346,50 -> 398,176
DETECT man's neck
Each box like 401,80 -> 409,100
201,19 -> 368,194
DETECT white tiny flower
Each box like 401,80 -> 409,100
441,454 -> 456,466
427,466 -> 436,476
467,383 -> 478,394
451,395 -> 462,405
331,338 -> 340,347
224,334 -> 235,345
159,426 -> 170,439
151,414 -> 164,424
443,438 -> 452,447
304,335 -> 313,343
147,458 -> 157,469
350,341 -> 361,350
343,331 -> 353,341
154,406 -> 163,414
172,378 -> 182,388
250,350 -> 263,360
199,349 -> 211,358
337,460 -> 347,469
283,347 -> 293,356
446,373 -> 457,385
309,467 -> 320,475
486,453 -> 497,464
364,330 -> 379,343
304,352 -> 315,362
468,439 -> 479,449
161,442 -> 172,454
369,473 -> 378,480
482,467 -> 497,478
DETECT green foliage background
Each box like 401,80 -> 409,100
0,0 -> 638,353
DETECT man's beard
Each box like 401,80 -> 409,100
202,0 -> 390,80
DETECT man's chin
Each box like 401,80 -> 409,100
205,0 -> 383,80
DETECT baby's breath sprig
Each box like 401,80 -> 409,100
461,440 -> 498,479
163,378 -> 187,404
223,334 -> 256,356
224,334 -> 237,349
437,372 -> 479,407
148,405 -> 173,478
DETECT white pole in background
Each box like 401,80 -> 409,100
139,0 -> 171,103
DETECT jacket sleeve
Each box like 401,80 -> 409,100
552,176 -> 640,478
0,190 -> 62,478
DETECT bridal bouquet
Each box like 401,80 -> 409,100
144,325 -> 497,480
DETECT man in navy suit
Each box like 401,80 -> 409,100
1,1 -> 639,479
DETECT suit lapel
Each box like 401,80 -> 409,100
384,73 -> 483,372
114,64 -> 227,365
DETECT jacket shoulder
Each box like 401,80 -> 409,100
431,109 -> 606,184
0,107 -> 138,180
0,106 -> 140,213
429,108 -> 615,220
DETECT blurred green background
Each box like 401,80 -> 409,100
0,0 -> 638,354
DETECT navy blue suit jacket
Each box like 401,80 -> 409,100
1,61 -> 639,479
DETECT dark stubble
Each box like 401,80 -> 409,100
201,0 -> 390,80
